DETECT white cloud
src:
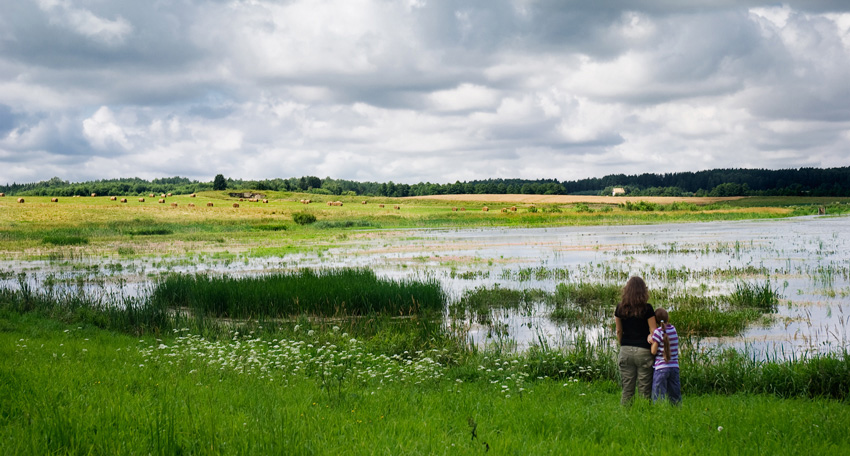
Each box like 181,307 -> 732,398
36,0 -> 133,46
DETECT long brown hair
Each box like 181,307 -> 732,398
618,276 -> 650,318
655,308 -> 671,363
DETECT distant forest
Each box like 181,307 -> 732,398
3,167 -> 850,198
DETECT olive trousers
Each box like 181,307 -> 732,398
618,345 -> 654,405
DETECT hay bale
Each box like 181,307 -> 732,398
170,203 -> 178,207
190,193 -> 196,198
51,198 -> 58,202
110,196 -> 117,201
460,207 -> 465,211
91,193 -> 97,197
120,198 -> 128,203
233,203 -> 240,208
394,205 -> 400,210
207,202 -> 214,207
482,206 -> 489,212
379,204 -> 385,208
158,199 -> 165,204
149,194 -> 155,197
510,206 -> 517,211
0,193 -> 4,197
262,199 -> 268,203
138,198 -> 145,202
361,201 -> 367,204
501,208 -> 507,212
17,198 -> 24,203
167,193 -> 172,197
188,203 -> 195,207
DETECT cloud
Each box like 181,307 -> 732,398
1,1 -> 850,185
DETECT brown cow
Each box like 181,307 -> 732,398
139,198 -> 145,202
233,203 -> 240,208
17,198 -> 24,203
158,199 -> 165,203
110,196 -> 117,201
120,198 -> 128,203
207,202 -> 214,207
51,198 -> 58,202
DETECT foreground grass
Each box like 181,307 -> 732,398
2,313 -> 849,455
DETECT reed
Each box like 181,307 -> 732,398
150,268 -> 447,318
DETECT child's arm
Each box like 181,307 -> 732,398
650,341 -> 659,355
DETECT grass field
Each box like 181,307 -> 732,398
3,192 -> 850,454
2,191 -> 849,259
2,312 -> 849,455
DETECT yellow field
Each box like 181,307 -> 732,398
406,194 -> 744,204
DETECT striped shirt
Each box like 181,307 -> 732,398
651,324 -> 679,370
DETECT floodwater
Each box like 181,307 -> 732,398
3,215 -> 849,358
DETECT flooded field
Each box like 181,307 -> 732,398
3,215 -> 849,358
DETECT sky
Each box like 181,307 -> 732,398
1,1 -> 849,185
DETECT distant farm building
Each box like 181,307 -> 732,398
612,187 -> 626,196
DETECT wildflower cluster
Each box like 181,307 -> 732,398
138,329 -> 446,390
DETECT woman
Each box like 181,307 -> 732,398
614,276 -> 657,405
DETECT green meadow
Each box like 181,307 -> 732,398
2,192 -> 850,454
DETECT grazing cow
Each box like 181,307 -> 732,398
190,193 -> 196,198
139,198 -> 145,202
110,196 -> 117,201
207,202 -> 214,207
18,198 -> 24,203
482,206 -> 489,212
91,193 -> 97,197
51,198 -> 58,202
121,198 -> 127,203
233,203 -> 240,208
158,199 -> 165,203
188,203 -> 195,207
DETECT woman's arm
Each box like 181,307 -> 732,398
615,317 -> 623,345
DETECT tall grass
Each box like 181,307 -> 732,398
730,281 -> 780,312
150,268 -> 447,318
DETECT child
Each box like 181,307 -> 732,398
650,308 -> 681,404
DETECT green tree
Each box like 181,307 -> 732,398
213,174 -> 227,191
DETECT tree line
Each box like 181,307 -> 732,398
3,167 -> 850,198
